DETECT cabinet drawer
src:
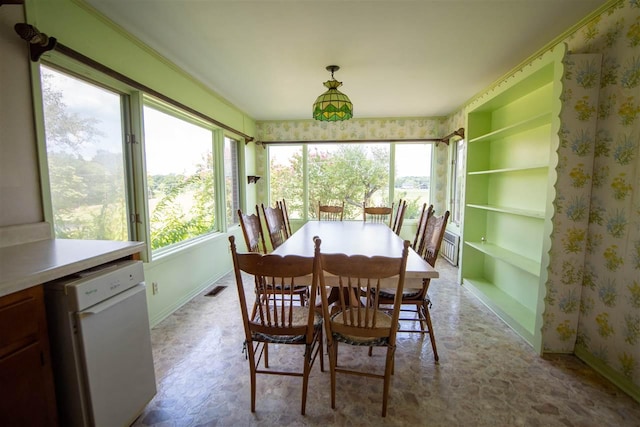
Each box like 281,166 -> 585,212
0,288 -> 41,359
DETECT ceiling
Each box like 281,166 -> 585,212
84,0 -> 606,122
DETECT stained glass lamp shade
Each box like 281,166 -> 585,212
312,66 -> 353,121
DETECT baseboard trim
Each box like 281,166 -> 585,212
574,345 -> 640,403
148,270 -> 228,328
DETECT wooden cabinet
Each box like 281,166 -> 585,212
460,45 -> 565,351
0,286 -> 58,426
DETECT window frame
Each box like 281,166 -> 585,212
449,137 -> 465,226
266,141 -> 434,222
36,59 -> 139,242
34,53 -> 241,262
142,96 -> 224,257
223,136 -> 242,228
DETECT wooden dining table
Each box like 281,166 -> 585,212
271,221 -> 438,289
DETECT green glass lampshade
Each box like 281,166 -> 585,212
313,79 -> 353,122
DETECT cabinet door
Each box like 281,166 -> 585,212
0,286 -> 58,426
0,293 -> 39,358
0,342 -> 55,426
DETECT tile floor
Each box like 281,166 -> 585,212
133,261 -> 640,427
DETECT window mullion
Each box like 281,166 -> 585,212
121,94 -> 137,241
213,130 -> 226,231
129,91 -> 152,261
302,145 -> 309,220
389,143 -> 396,203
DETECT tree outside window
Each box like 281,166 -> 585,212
269,145 -> 303,219
270,143 -> 415,221
40,65 -> 129,241
395,143 -> 432,219
308,144 -> 389,220
143,104 -> 216,251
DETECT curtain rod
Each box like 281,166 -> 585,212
13,23 -> 254,144
258,128 -> 464,147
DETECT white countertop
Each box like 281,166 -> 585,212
0,239 -> 145,297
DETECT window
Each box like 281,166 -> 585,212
143,102 -> 216,252
308,144 -> 339,219
40,65 -> 131,240
224,136 -> 241,226
451,138 -> 465,225
269,142 -> 435,222
394,143 -> 432,219
39,60 -> 242,261
269,145 -> 303,219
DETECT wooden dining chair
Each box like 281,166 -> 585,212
391,199 -> 407,235
276,199 -> 292,237
416,209 -> 449,265
239,207 -> 299,317
314,237 -> 410,417
318,201 -> 344,221
238,207 -> 267,254
376,210 -> 449,362
363,202 -> 394,227
411,203 -> 433,250
261,203 -> 289,249
229,235 -> 324,415
261,203 -> 308,307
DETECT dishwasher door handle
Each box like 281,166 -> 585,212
78,284 -> 145,317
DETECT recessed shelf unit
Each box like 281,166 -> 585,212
460,46 -> 565,352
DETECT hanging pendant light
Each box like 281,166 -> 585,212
312,65 -> 353,121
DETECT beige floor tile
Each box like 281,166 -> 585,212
133,262 -> 640,427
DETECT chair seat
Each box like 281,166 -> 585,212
330,309 -> 392,346
252,307 -> 322,344
275,284 -> 309,292
378,288 -> 430,301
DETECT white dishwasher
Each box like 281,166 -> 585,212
45,259 -> 157,427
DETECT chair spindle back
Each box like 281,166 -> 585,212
318,201 -> 345,221
363,202 -> 394,227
